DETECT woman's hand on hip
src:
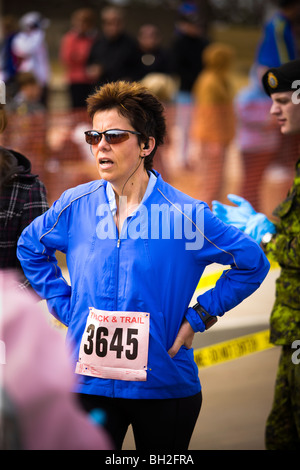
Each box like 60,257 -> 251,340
168,319 -> 195,358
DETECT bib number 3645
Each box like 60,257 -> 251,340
84,325 -> 138,360
75,308 -> 150,381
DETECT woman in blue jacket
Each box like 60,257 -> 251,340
17,80 -> 270,450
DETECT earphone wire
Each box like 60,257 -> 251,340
117,156 -> 144,238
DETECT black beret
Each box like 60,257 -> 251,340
262,59 -> 300,96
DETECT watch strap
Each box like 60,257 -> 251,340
192,302 -> 218,330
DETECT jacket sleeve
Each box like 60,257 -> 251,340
186,205 -> 270,332
17,194 -> 72,326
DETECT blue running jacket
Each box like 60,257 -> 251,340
17,173 -> 270,399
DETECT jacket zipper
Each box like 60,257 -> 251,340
115,234 -> 121,311
113,236 -> 121,396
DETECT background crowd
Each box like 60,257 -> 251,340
0,0 -> 300,212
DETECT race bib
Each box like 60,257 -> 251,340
75,307 -> 150,381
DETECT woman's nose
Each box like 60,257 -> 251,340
96,135 -> 109,149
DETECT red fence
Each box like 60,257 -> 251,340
1,104 -> 299,218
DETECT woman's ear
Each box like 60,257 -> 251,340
141,136 -> 155,155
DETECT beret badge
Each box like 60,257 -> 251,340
267,72 -> 278,89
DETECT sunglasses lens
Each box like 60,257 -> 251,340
105,131 -> 129,144
85,130 -> 133,145
85,131 -> 101,145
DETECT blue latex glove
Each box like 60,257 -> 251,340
212,194 -> 276,244
212,194 -> 256,231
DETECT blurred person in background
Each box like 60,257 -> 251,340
1,270 -> 113,450
11,11 -> 50,107
140,71 -> 178,180
0,104 -> 48,278
135,23 -> 172,81
7,72 -> 45,115
86,6 -> 140,87
60,8 -> 99,109
212,59 -> 300,450
169,1 -> 210,104
17,80 -> 270,451
189,42 -> 236,206
0,15 -> 19,100
168,2 -> 210,168
255,0 -> 300,70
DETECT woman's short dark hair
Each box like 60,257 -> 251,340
86,81 -> 166,171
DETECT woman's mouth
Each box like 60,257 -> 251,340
99,158 -> 114,169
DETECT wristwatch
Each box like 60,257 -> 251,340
192,302 -> 218,330
260,232 -> 274,249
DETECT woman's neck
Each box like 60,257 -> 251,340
115,165 -> 149,203
112,168 -> 150,231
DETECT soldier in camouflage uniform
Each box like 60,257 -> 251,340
212,59 -> 300,449
261,60 -> 300,450
264,161 -> 300,348
262,159 -> 300,449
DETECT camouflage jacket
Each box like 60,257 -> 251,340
266,158 -> 300,345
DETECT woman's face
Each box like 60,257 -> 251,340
91,108 -> 145,190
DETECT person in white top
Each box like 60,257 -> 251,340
12,12 -> 50,106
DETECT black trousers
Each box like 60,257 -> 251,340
76,391 -> 202,451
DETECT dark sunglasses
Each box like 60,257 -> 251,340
84,129 -> 141,145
